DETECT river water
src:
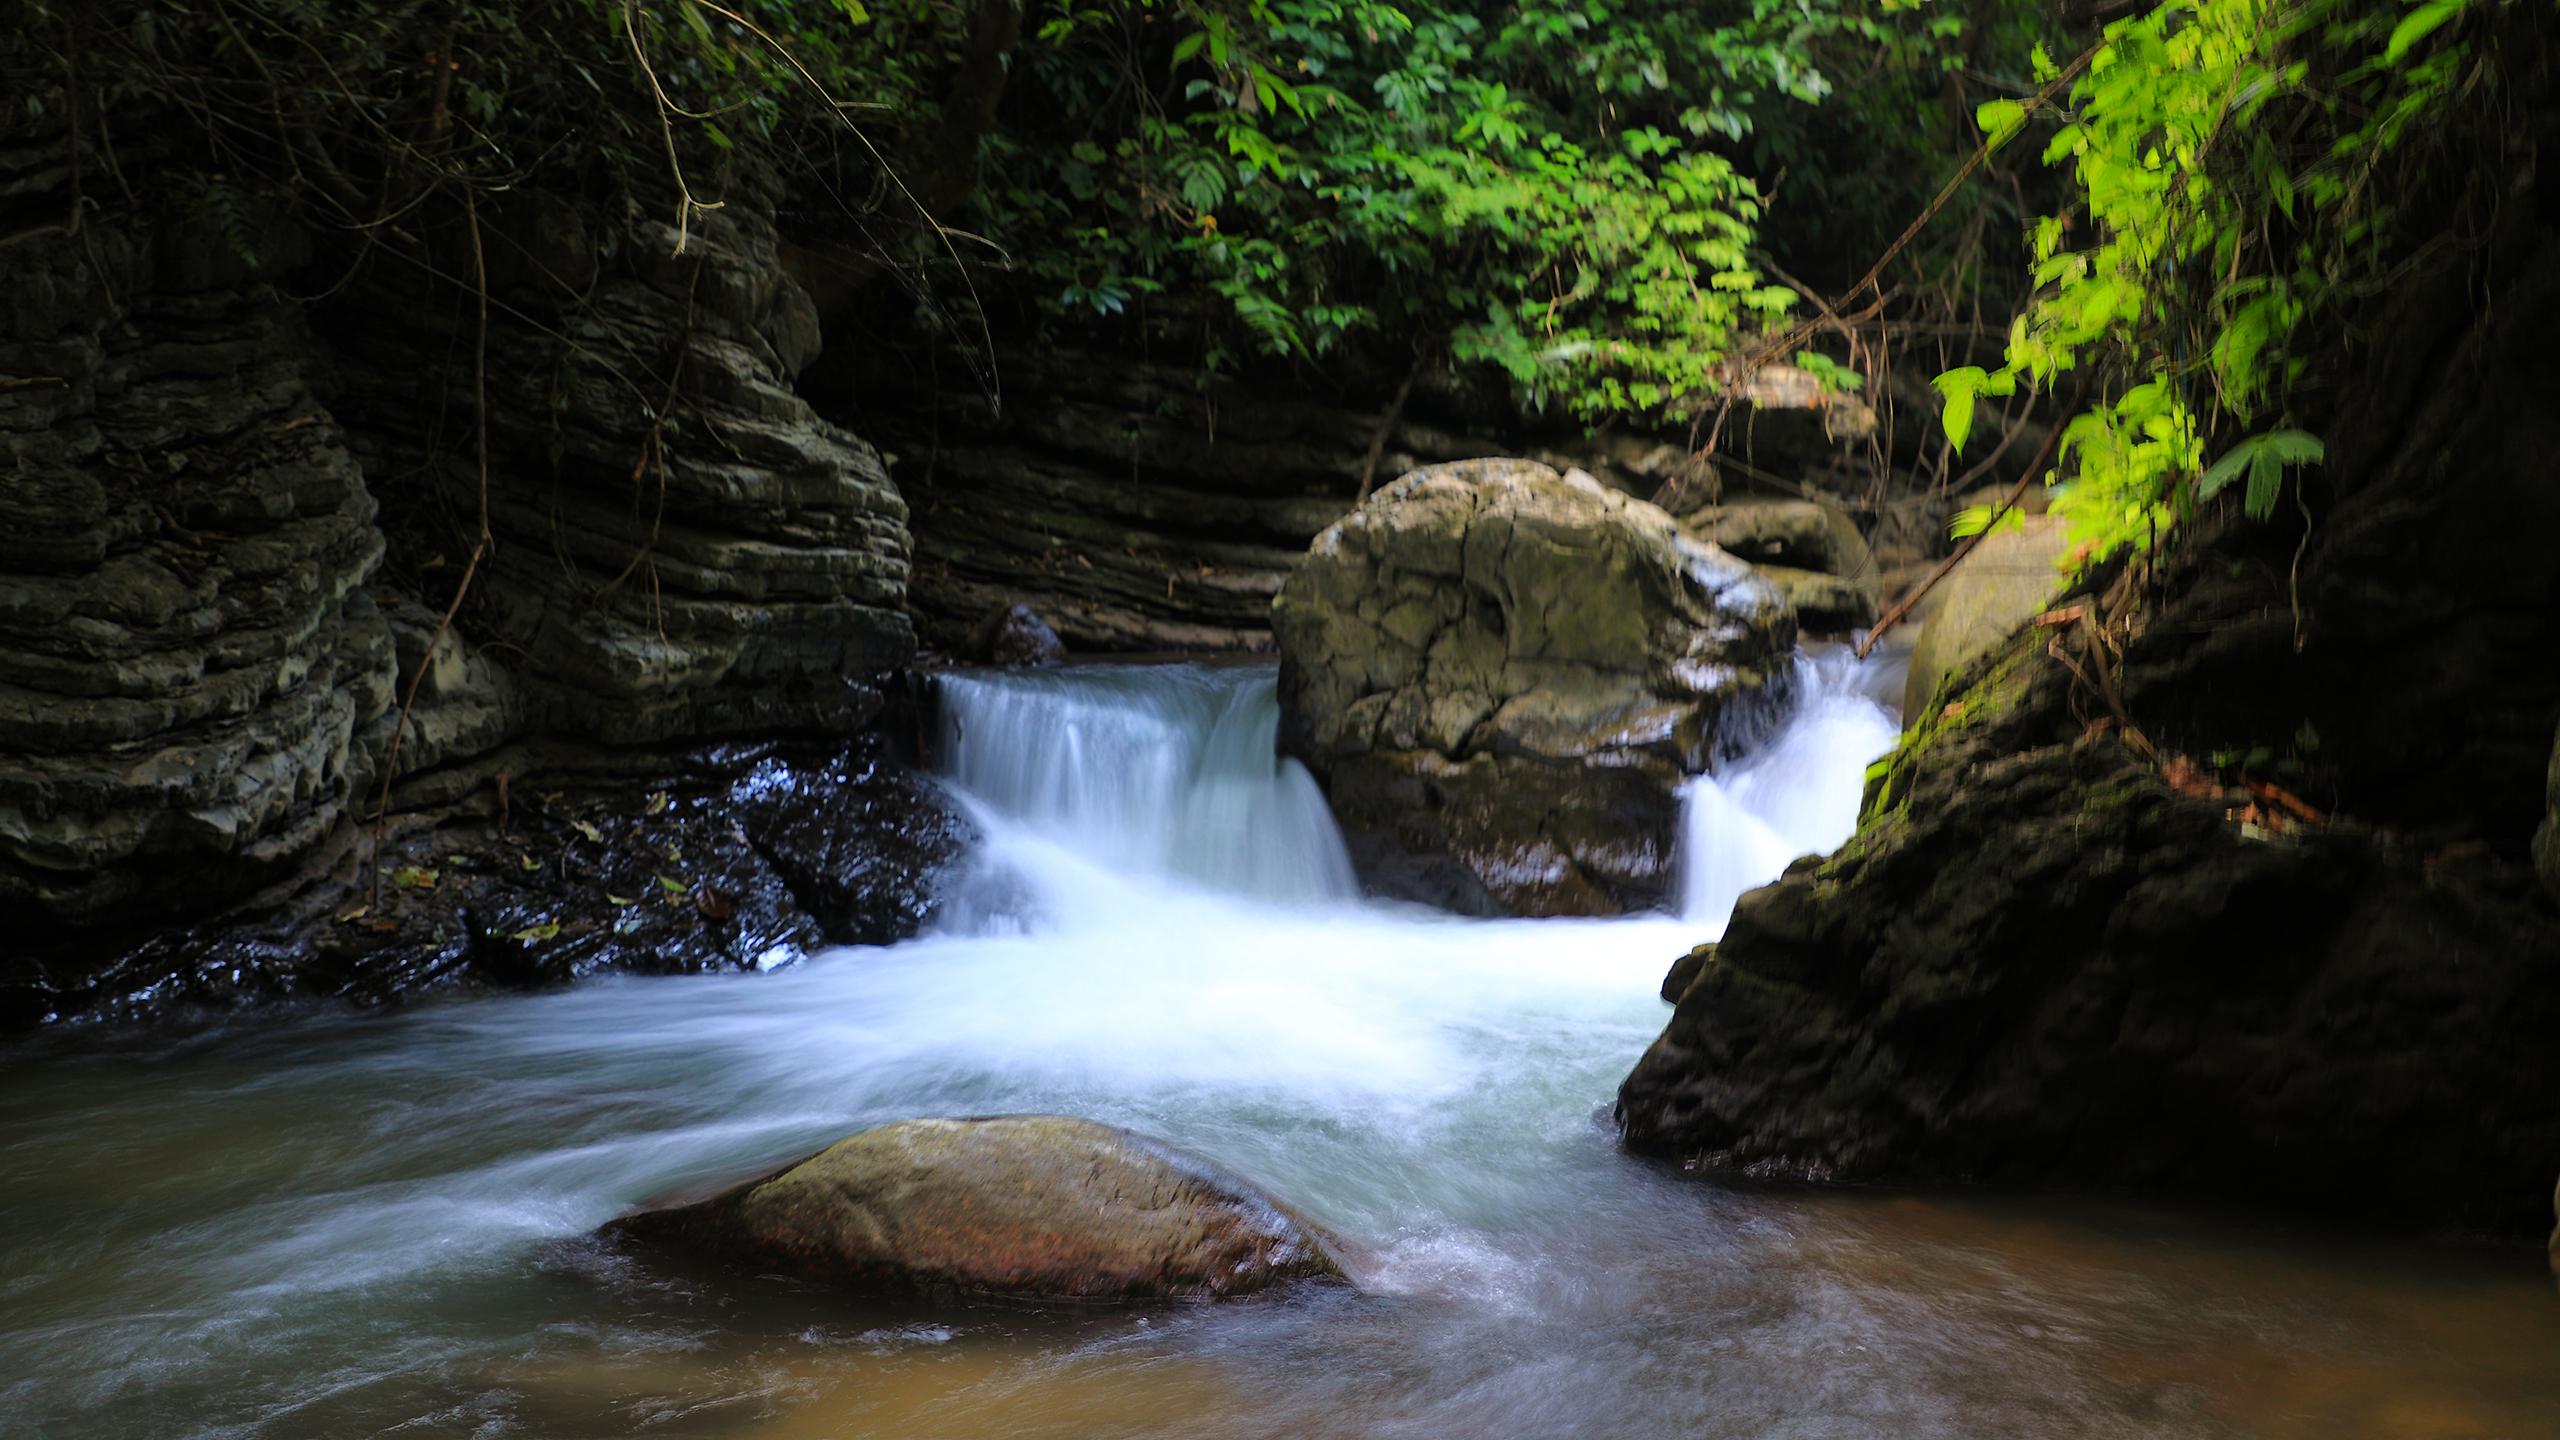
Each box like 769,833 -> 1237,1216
3,657 -> 2555,1439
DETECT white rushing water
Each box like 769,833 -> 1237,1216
12,651 -> 2549,1440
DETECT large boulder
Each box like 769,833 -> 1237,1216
1273,459 -> 1795,915
1900,515 -> 2070,718
606,1116 -> 1342,1301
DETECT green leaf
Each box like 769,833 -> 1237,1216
2384,0 -> 2467,67
1974,99 -> 2028,147
1933,366 -> 1990,453
2244,446 -> 2282,519
510,922 -> 561,943
678,2 -> 715,48
832,0 -> 870,22
390,866 -> 439,891
2260,429 -> 2324,465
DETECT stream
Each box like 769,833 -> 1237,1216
4,656 -> 2556,1439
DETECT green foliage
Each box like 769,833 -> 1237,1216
969,0 -> 2000,419
1937,0 -> 2485,565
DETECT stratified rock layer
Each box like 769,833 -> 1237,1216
332,177 -> 914,747
0,130 -> 936,1011
608,1115 -> 1342,1300
1274,460 -> 1793,915
0,137 -> 393,926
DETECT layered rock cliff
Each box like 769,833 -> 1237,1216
0,128 -> 394,928
0,118 -> 948,1021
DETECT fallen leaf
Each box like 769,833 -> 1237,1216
390,866 -> 439,891
656,873 -> 689,895
570,819 -> 604,844
695,888 -> 735,921
645,790 -> 671,816
510,922 -> 562,943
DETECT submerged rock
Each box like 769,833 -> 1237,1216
1273,459 -> 1794,915
607,1115 -> 1342,1300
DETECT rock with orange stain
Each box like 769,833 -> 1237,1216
606,1115 -> 1342,1301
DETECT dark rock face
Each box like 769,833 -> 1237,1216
2,739 -> 968,1028
606,1115 -> 1342,1301
0,141 -> 394,929
1620,231 -> 2560,1233
967,602 -> 1066,666
1274,460 -> 1794,915
1619,640 -> 2560,1229
0,115 -> 947,1020
329,178 -> 915,748
728,747 -> 972,946
2538,724 -> 2560,903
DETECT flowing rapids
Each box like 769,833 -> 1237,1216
3,656 -> 2555,1440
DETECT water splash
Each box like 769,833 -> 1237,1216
1677,648 -> 1901,934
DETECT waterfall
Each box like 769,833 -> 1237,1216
1676,648 -> 1901,933
936,665 -> 1360,926
934,651 -> 1897,935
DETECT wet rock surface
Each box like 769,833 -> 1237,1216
1673,496 -> 1882,633
2,738 -> 968,1029
607,1115 -> 1343,1301
1274,459 -> 1794,915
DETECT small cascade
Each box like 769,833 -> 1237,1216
936,665 -> 1359,923
1677,648 -> 1901,934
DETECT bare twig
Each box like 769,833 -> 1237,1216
1854,376 -> 2085,657
369,193 -> 497,898
1354,361 -> 1419,503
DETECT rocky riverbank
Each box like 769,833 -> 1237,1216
1618,224 -> 2560,1235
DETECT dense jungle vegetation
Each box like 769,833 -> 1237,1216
17,0 -> 2519,573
